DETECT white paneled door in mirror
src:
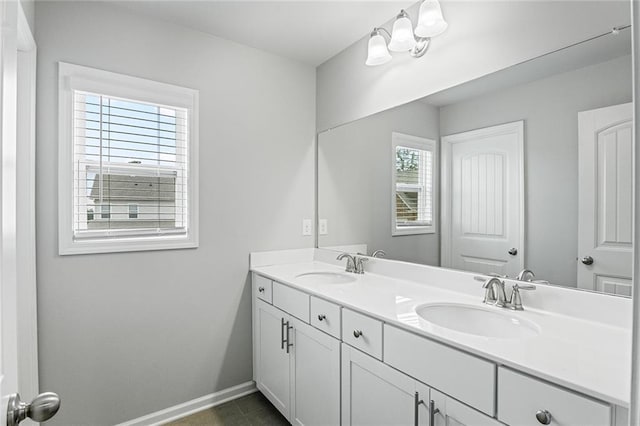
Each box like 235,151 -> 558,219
578,103 -> 633,296
441,121 -> 524,278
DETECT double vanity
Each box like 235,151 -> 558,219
250,249 -> 630,426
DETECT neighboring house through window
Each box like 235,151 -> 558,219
58,63 -> 199,254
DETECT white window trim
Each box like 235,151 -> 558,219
391,132 -> 438,236
58,62 -> 199,255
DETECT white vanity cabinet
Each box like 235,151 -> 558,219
252,273 -> 621,426
342,344 -> 501,426
255,299 -> 291,417
254,294 -> 340,425
497,367 -> 612,426
341,343 -> 431,426
431,389 -> 502,426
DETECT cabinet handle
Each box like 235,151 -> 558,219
414,392 -> 424,426
286,322 -> 293,354
281,318 -> 286,350
353,330 -> 363,338
429,400 -> 439,426
258,286 -> 265,293
535,410 -> 552,425
317,314 -> 326,321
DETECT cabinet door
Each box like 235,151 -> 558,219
289,317 -> 340,426
256,300 -> 291,419
342,343 -> 418,426
432,389 -> 501,426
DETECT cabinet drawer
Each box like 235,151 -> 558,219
273,282 -> 310,323
383,325 -> 496,416
498,367 -> 611,426
310,296 -> 341,339
254,274 -> 273,304
342,309 -> 383,360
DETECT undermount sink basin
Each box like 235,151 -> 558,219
294,271 -> 356,284
415,303 -> 540,339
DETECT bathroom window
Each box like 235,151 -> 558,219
391,132 -> 437,236
129,204 -> 139,219
58,62 -> 199,254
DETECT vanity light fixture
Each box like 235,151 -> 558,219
365,28 -> 393,66
366,0 -> 447,66
415,0 -> 448,38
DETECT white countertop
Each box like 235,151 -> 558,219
251,260 -> 631,407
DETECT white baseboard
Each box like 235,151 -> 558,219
116,381 -> 257,426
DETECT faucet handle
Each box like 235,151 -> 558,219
513,283 -> 536,291
355,256 -> 369,274
509,283 -> 536,310
474,273 -> 508,282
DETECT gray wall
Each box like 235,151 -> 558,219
316,1 -> 631,131
439,55 -> 633,287
318,101 -> 440,265
35,2 -> 315,425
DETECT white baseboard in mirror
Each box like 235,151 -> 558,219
115,381 -> 257,426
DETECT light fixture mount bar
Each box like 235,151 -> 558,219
410,37 -> 430,58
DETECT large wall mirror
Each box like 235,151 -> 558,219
317,26 -> 633,296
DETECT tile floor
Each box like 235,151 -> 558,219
166,392 -> 289,426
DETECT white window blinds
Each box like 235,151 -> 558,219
391,132 -> 436,236
73,91 -> 189,239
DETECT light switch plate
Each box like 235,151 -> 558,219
302,219 -> 312,236
319,219 -> 328,235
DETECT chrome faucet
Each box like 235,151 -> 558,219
509,283 -> 536,310
371,250 -> 387,258
479,277 -> 536,310
482,277 -> 508,307
336,253 -> 356,273
516,269 -> 535,282
337,253 -> 368,274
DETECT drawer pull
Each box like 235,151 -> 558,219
286,322 -> 293,354
429,400 -> 439,426
535,410 -> 552,425
353,330 -> 363,338
413,392 -> 424,426
317,314 -> 326,321
258,287 -> 265,293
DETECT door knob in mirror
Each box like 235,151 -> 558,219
508,248 -> 518,256
581,256 -> 594,265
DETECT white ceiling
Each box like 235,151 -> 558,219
113,1 -> 416,66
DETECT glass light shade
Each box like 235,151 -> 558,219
388,15 -> 416,52
415,0 -> 448,38
365,33 -> 392,66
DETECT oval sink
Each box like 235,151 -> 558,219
294,271 -> 356,284
415,303 -> 540,339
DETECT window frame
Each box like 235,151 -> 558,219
58,62 -> 199,255
391,132 -> 438,236
128,204 -> 139,219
